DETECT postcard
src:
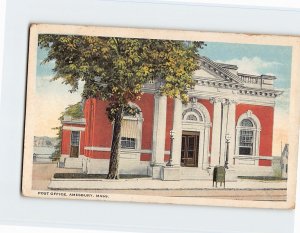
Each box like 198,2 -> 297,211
22,24 -> 300,209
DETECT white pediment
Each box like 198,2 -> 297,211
194,56 -> 243,85
194,69 -> 223,81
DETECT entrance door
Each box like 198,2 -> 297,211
181,131 -> 199,167
70,131 -> 80,158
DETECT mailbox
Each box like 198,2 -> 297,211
213,166 -> 226,188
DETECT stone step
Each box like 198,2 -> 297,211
180,167 -> 211,180
180,167 -> 238,180
64,158 -> 83,169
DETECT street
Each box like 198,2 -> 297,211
32,163 -> 287,201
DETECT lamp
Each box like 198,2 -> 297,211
224,133 -> 231,169
166,130 -> 175,166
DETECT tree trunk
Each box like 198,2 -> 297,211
107,108 -> 123,179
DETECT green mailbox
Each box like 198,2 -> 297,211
213,166 -> 226,188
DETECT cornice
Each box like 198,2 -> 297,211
194,79 -> 282,98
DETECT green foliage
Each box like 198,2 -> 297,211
58,102 -> 84,121
40,34 -> 204,177
38,35 -> 204,120
52,102 -> 83,159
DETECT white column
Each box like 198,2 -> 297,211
171,98 -> 182,167
219,101 -> 228,166
226,100 -> 236,166
210,98 -> 222,166
151,94 -> 167,166
199,126 -> 210,169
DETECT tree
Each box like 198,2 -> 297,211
51,102 -> 84,160
39,35 -> 204,179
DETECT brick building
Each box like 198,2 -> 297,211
60,56 -> 282,179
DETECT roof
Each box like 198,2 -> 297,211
216,62 -> 238,70
199,56 -> 243,84
62,116 -> 86,125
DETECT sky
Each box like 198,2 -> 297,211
35,41 -> 292,156
201,42 -> 292,156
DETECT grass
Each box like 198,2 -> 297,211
238,176 -> 287,181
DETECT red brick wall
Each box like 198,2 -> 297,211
61,130 -> 71,155
236,104 -> 274,166
83,98 -> 113,159
140,153 -> 151,161
93,100 -> 113,148
83,94 -> 156,161
87,151 -> 111,159
80,131 -> 85,155
135,93 -> 154,152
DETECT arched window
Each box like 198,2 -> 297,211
241,119 -> 253,127
182,108 -> 204,122
186,113 -> 199,121
236,111 -> 261,158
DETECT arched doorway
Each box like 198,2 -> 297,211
181,102 -> 211,168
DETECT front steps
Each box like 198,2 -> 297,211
180,167 -> 211,180
64,158 -> 83,169
180,166 -> 238,181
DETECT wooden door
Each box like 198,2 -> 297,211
181,132 -> 199,167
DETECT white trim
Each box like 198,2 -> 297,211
84,146 -> 166,156
236,96 -> 275,107
236,110 -> 262,130
234,155 -> 274,160
183,101 -> 211,123
181,101 -> 211,169
189,89 -> 276,107
85,146 -> 110,151
63,126 -> 85,131
235,111 -> 261,162
143,86 -> 277,107
141,149 -> 152,154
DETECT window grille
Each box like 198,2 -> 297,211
121,137 -> 136,149
186,114 -> 198,121
239,119 -> 254,155
183,108 -> 203,122
241,119 -> 253,127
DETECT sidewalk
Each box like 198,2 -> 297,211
48,176 -> 287,190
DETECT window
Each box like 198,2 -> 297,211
238,118 -> 255,156
241,119 -> 253,127
235,111 -> 261,160
120,105 -> 142,150
186,114 -> 198,121
71,131 -> 80,146
120,118 -> 139,150
182,108 -> 203,122
239,130 -> 253,155
121,137 -> 136,149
